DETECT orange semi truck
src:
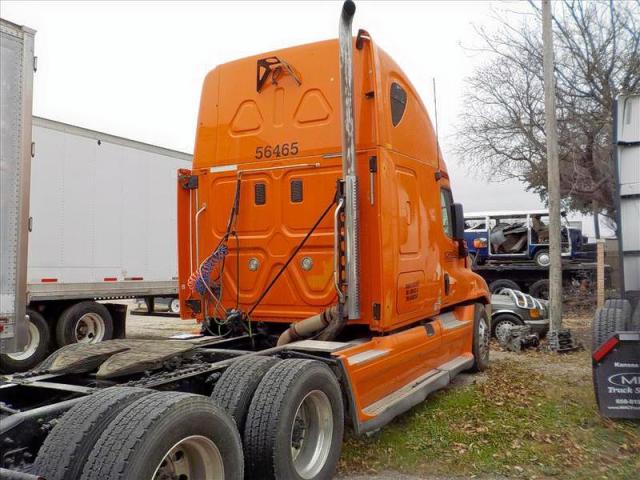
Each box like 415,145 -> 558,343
0,3 -> 490,479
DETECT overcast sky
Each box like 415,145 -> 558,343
2,0 -> 604,236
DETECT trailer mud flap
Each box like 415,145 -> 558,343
592,331 -> 640,419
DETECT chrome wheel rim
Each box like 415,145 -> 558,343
170,299 -> 180,314
152,435 -> 223,480
7,320 -> 39,361
290,390 -> 333,479
478,315 -> 490,359
74,313 -> 105,343
494,320 -> 516,343
537,252 -> 550,267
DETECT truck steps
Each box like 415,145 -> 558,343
360,353 -> 474,433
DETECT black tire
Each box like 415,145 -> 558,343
80,392 -> 243,480
0,310 -> 51,373
244,359 -> 344,480
488,279 -> 520,294
56,301 -> 113,347
211,355 -> 280,432
603,299 -> 632,327
630,305 -> 640,332
592,307 -> 626,352
469,304 -> 490,372
534,249 -> 550,267
491,313 -> 523,343
529,279 -> 550,300
33,387 -> 151,480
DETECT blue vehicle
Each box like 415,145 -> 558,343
464,210 -> 577,267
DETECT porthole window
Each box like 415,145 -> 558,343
390,82 -> 407,126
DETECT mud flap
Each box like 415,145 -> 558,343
592,331 -> 640,419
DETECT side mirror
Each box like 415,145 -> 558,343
452,203 -> 468,259
452,203 -> 465,240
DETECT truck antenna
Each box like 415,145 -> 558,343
433,77 -> 440,167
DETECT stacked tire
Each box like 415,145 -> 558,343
592,299 -> 634,352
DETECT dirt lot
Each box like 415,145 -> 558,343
126,311 -> 639,480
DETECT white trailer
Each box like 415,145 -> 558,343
1,112 -> 191,371
615,94 -> 640,299
0,19 -> 35,364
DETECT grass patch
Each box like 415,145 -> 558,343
339,352 -> 640,479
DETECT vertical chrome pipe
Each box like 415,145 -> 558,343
338,0 -> 360,319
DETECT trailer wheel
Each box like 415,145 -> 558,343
488,279 -> 520,294
492,313 -> 523,343
534,249 -> 550,267
244,359 -> 344,480
169,298 -> 181,314
592,307 -> 626,352
529,279 -> 550,300
56,301 -> 113,346
469,304 -> 490,372
33,386 -> 151,480
211,355 -> 280,432
0,310 -> 51,373
80,392 -> 243,480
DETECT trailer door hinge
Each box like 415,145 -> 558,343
31,142 -> 35,158
28,217 -> 33,232
33,56 -> 38,72
372,302 -> 381,320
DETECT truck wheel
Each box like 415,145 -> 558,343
244,359 -> 344,480
211,355 -> 280,432
534,249 -> 550,267
488,279 -> 519,294
33,386 -> 151,480
492,313 -> 523,343
0,310 -> 51,373
469,304 -> 490,372
56,301 -> 113,346
592,307 -> 626,352
80,392 -> 243,480
169,298 -> 181,314
603,299 -> 632,327
529,279 -> 550,300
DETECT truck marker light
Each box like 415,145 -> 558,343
41,278 -> 58,283
103,277 -> 117,282
125,276 -> 144,281
593,335 -> 620,363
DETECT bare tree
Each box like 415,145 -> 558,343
457,0 -> 640,222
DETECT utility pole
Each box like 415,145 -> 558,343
542,0 -> 563,335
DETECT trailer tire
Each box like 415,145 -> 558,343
56,301 -> 113,346
0,310 -> 51,373
488,279 -> 520,294
80,392 -> 243,480
244,359 -> 344,480
592,307 -> 626,352
469,304 -> 490,372
534,249 -> 550,267
529,279 -> 550,300
603,299 -> 632,327
211,355 -> 280,432
33,386 -> 151,480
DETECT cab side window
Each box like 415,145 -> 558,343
390,82 -> 407,126
440,188 -> 453,237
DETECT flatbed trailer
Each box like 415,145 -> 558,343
0,3 -> 491,479
473,259 -> 602,298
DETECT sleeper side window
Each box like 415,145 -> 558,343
440,188 -> 453,237
390,82 -> 407,126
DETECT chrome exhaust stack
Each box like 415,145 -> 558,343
338,0 -> 360,319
